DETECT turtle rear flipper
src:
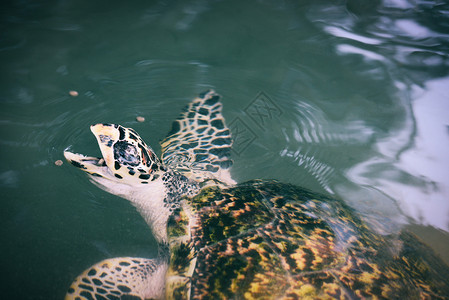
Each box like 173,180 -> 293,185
65,257 -> 167,300
161,90 -> 235,185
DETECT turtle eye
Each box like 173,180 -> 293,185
113,141 -> 140,166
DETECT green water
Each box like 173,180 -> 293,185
1,0 -> 449,299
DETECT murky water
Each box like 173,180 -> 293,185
1,0 -> 449,299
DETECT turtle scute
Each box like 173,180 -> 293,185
167,180 -> 449,299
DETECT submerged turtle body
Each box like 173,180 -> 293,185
167,180 -> 449,299
63,91 -> 449,300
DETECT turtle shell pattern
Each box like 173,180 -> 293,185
167,180 -> 449,299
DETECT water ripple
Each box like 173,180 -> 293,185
278,100 -> 375,194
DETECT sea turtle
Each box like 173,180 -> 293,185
63,90 -> 449,299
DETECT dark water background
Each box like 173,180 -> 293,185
1,0 -> 449,299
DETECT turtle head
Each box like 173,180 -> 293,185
64,123 -> 165,189
65,124 -> 196,243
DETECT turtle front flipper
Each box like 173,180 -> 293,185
65,257 -> 167,300
161,90 -> 235,185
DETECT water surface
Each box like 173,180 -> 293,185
1,0 -> 449,298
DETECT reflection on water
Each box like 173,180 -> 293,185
1,0 -> 449,298
275,0 -> 449,234
317,0 -> 449,233
360,77 -> 449,231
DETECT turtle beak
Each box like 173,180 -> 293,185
63,150 -> 108,175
